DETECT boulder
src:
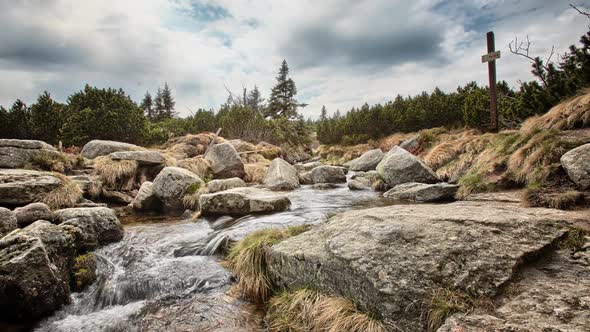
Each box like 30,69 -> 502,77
312,183 -> 339,190
310,166 -> 346,184
204,143 -> 246,179
152,167 -> 204,210
399,135 -> 419,152
101,190 -> 134,205
53,207 -> 124,250
110,150 -> 165,165
81,140 -> 142,159
228,139 -> 256,152
293,161 -> 323,173
176,157 -> 211,179
347,171 -> 385,191
0,169 -> 63,206
383,182 -> 458,202
376,146 -> 439,187
13,203 -> 53,227
561,143 -> 590,189
0,139 -> 55,151
130,181 -> 161,211
199,187 -> 291,216
0,220 -> 75,319
438,250 -> 590,332
0,207 -> 17,238
298,171 -> 313,185
267,202 -> 571,331
206,178 -> 247,193
348,149 -> 384,171
0,139 -> 60,169
263,158 -> 300,191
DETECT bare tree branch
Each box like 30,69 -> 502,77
570,3 -> 590,18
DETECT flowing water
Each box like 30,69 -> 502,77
32,182 -> 392,332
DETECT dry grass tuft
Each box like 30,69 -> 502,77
182,182 -> 207,210
176,157 -> 211,178
94,156 -> 138,189
506,129 -> 567,184
424,288 -> 492,332
225,226 -> 311,303
521,89 -> 590,134
559,227 -> 589,252
244,163 -> 268,183
266,289 -> 387,332
524,187 -> 585,210
42,173 -> 83,209
28,151 -> 84,173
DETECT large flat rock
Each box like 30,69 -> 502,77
81,140 -> 142,159
0,139 -> 60,168
199,187 -> 291,216
0,169 -> 63,206
438,249 -> 590,332
267,202 -> 574,331
110,150 -> 165,165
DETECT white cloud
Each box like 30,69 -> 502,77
0,0 -> 587,119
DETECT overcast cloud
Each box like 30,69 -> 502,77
0,0 -> 588,118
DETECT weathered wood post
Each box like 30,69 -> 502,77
482,31 -> 501,132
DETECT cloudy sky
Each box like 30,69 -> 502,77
0,0 -> 588,118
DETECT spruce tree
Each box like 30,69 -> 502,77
161,82 -> 176,118
247,85 -> 265,112
153,87 -> 164,121
30,91 -> 63,144
267,60 -> 300,119
140,91 -> 154,120
7,100 -> 31,139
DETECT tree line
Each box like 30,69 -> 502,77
0,60 -> 309,147
317,24 -> 590,145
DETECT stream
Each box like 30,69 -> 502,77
33,182 -> 392,331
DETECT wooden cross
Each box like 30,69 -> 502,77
482,31 -> 501,132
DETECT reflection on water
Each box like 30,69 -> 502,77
35,182 -> 392,331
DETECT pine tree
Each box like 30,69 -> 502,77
140,91 -> 154,120
8,99 -> 31,139
153,87 -> 164,121
247,85 -> 265,112
161,82 -> 176,118
267,60 -> 300,119
29,91 -> 63,144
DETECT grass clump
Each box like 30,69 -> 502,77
42,173 -> 83,209
560,227 -> 589,252
94,156 -> 137,189
71,253 -> 97,292
524,188 -> 584,210
28,151 -> 83,173
521,88 -> 590,133
225,225 -> 311,303
182,182 -> 206,210
266,289 -> 387,332
424,288 -> 492,332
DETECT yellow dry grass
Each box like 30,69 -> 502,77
182,182 -> 207,210
424,288 -> 493,332
266,289 -> 387,332
521,88 -> 590,134
176,157 -> 211,178
244,163 -> 268,183
42,173 -> 83,209
225,226 -> 311,303
94,156 -> 138,189
523,188 -> 585,210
